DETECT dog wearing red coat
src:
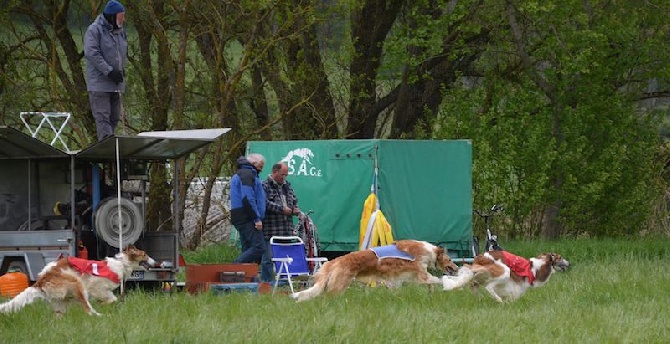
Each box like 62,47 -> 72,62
441,250 -> 569,302
0,245 -> 155,316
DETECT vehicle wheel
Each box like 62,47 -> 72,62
94,197 -> 144,248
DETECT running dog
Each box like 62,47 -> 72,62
441,250 -> 570,302
291,240 -> 458,301
0,245 -> 156,316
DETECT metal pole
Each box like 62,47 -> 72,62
115,137 -> 124,296
173,159 -> 180,232
115,137 -> 123,252
27,159 -> 31,230
71,155 -> 75,233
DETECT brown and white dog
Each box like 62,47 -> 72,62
441,250 -> 569,302
0,245 -> 155,316
291,240 -> 458,302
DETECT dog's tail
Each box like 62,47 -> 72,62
0,287 -> 44,314
441,266 -> 474,291
290,264 -> 332,302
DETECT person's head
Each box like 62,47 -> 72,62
270,162 -> 289,184
103,0 -> 125,28
246,153 -> 265,174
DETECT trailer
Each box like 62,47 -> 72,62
247,139 -> 474,260
0,125 -> 229,285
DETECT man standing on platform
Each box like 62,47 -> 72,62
84,0 -> 128,141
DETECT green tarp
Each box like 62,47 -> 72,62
246,139 -> 473,255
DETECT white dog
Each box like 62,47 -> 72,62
0,245 -> 155,316
442,250 -> 569,302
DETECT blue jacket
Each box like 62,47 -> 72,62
84,14 -> 127,92
230,157 -> 266,225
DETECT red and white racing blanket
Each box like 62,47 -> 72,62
501,251 -> 534,285
67,256 -> 120,284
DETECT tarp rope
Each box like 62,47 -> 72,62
359,145 -> 394,250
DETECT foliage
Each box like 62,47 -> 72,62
436,0 -> 668,238
0,0 -> 668,244
1,239 -> 669,343
180,242 -> 240,264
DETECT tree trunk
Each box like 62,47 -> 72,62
172,0 -> 191,234
130,1 -> 173,231
347,0 -> 403,138
506,0 -> 563,238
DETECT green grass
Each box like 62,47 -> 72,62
180,242 -> 241,264
1,238 -> 669,343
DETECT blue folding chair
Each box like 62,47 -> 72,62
270,236 -> 327,294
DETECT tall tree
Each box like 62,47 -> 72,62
436,0 -> 669,238
1,0 -> 668,247
1,0 -> 94,146
129,1 -> 174,232
346,0 -> 403,138
262,0 -> 339,139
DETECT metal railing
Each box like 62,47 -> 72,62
19,111 -> 72,153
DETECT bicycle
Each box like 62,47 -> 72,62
472,204 -> 504,256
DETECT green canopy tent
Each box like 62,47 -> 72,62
246,139 -> 473,258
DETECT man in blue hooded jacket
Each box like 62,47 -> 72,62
84,0 -> 127,141
230,154 -> 267,265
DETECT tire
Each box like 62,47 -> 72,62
94,197 -> 144,248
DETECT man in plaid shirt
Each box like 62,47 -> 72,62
260,162 -> 300,282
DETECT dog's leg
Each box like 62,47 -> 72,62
96,290 -> 118,304
291,266 -> 331,302
292,282 -> 321,302
72,281 -> 101,316
484,284 -> 505,303
293,265 -> 354,301
426,275 -> 443,284
484,259 -> 512,303
51,299 -> 69,317
442,267 -> 474,291
323,268 -> 355,295
471,285 -> 481,298
416,270 -> 443,285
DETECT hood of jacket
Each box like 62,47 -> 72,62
237,157 -> 252,168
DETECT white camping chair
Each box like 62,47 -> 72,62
270,236 -> 327,294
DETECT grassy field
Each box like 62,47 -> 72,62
0,238 -> 668,343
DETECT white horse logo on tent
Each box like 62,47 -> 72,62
281,148 -> 321,177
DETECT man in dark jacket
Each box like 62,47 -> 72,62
84,0 -> 127,141
260,162 -> 299,282
231,154 -> 267,265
